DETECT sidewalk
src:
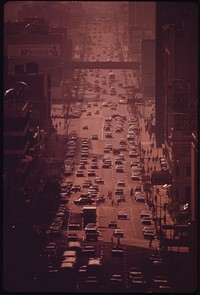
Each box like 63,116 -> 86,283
138,116 -> 175,236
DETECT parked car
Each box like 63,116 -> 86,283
74,197 -> 94,205
141,217 -> 152,225
135,192 -> 146,202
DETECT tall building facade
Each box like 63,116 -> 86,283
155,2 -> 198,221
128,2 -> 155,59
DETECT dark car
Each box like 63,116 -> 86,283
74,197 -> 95,205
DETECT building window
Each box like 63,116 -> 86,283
186,166 -> 191,177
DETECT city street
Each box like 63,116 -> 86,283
33,14 -> 182,293
4,4 -> 197,293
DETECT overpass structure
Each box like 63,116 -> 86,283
65,61 -> 140,70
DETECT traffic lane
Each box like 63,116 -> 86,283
102,243 -> 127,291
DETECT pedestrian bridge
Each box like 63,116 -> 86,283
65,61 -> 140,70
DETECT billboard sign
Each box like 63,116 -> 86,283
8,44 -> 61,58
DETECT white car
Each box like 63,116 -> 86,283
118,211 -> 127,219
113,229 -> 124,238
117,180 -> 126,186
135,192 -> 146,201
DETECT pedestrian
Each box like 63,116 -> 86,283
59,121 -> 61,127
150,148 -> 152,154
55,123 -> 58,129
152,136 -> 155,142
150,166 -> 153,171
111,200 -> 114,206
152,156 -> 155,163
147,149 -> 149,155
148,238 -> 153,247
154,165 -> 156,170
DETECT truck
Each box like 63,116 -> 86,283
81,206 -> 97,227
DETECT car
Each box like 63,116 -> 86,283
74,197 -> 94,205
115,158 -> 123,165
95,110 -> 100,114
105,132 -> 112,138
102,162 -> 110,168
110,274 -> 123,286
59,260 -> 76,272
71,184 -> 81,192
111,245 -> 124,256
82,180 -> 92,188
117,180 -> 126,186
79,163 -> 86,170
85,223 -> 96,230
83,125 -> 88,129
131,276 -> 146,288
143,231 -> 155,240
113,229 -> 124,238
117,211 -> 127,219
143,226 -> 154,234
84,276 -> 100,289
103,147 -> 111,153
96,196 -> 105,203
140,211 -> 150,218
62,250 -> 77,260
115,188 -> 124,195
78,265 -> 87,275
129,151 -> 139,158
131,167 -> 141,173
135,185 -> 142,192
81,152 -> 89,158
135,192 -> 146,202
88,170 -> 96,176
108,220 -> 117,228
117,195 -> 126,202
85,228 -> 99,241
141,217 -> 152,225
116,165 -> 124,173
82,245 -> 95,255
115,126 -> 123,132
88,188 -> 98,196
91,134 -> 98,140
129,267 -> 144,280
67,232 -> 78,241
153,275 -> 169,285
118,153 -> 125,161
131,173 -> 141,181
68,223 -> 81,230
76,170 -> 84,177
91,156 -> 98,162
87,112 -> 91,116
91,163 -> 98,169
94,177 -> 104,184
